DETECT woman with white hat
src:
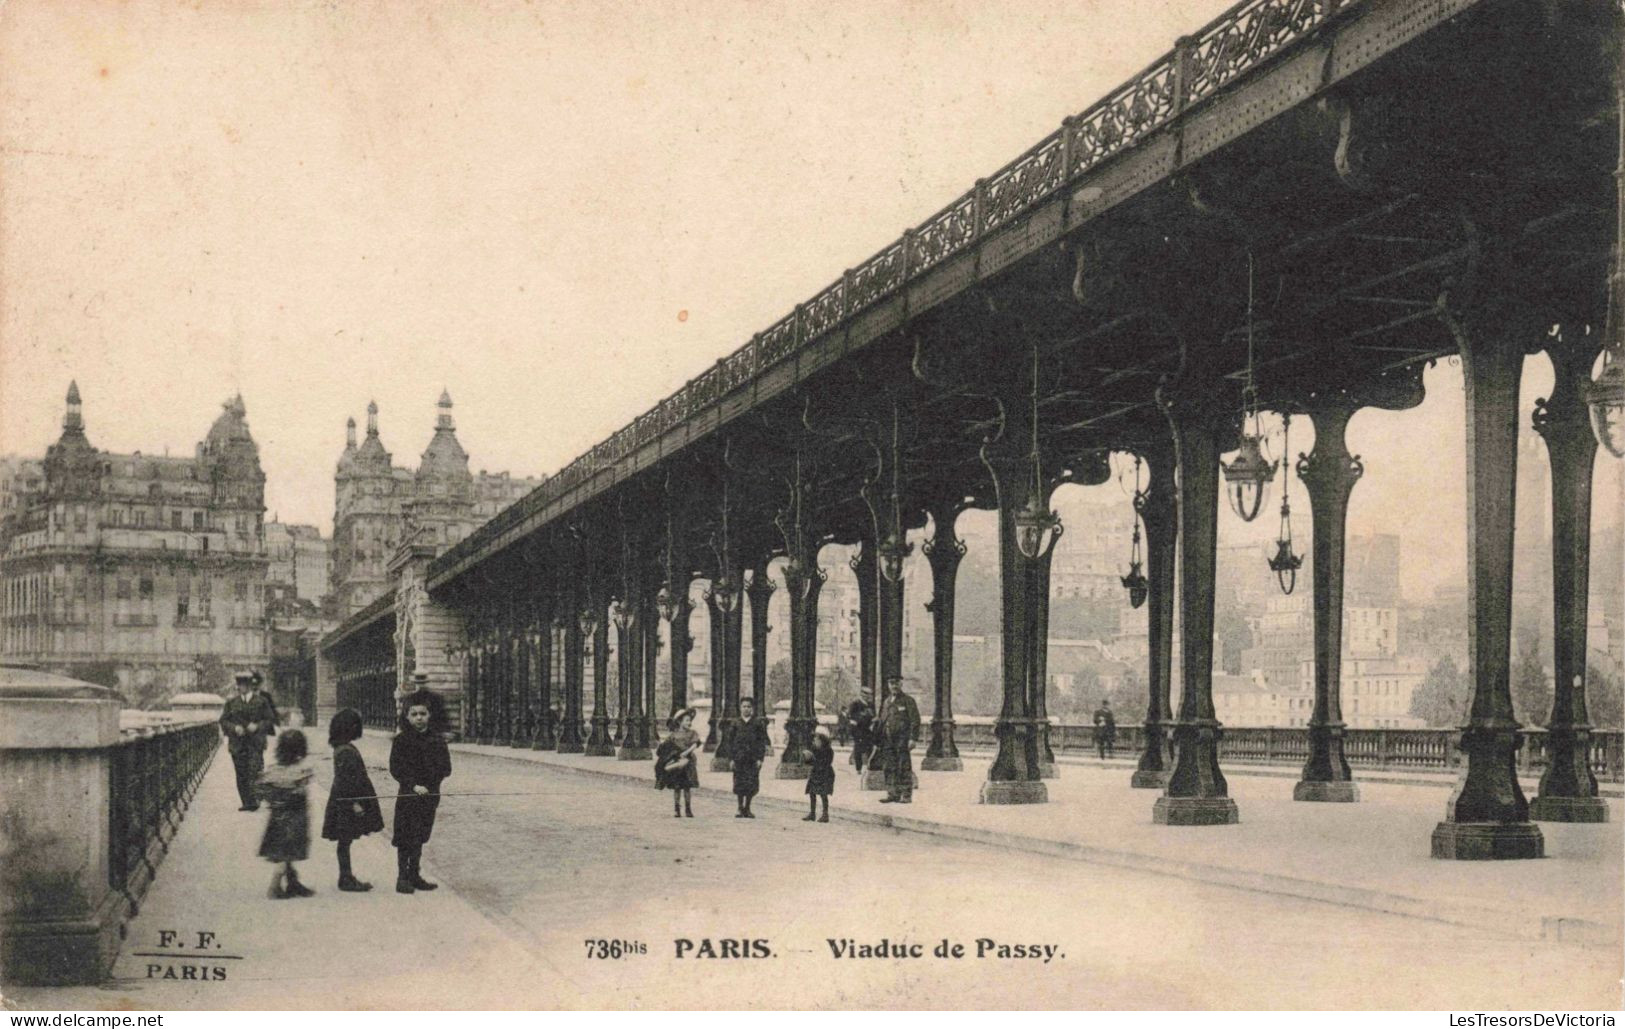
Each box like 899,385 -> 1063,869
804,725 -> 835,823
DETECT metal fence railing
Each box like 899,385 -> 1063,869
949,722 -> 1625,783
106,719 -> 220,916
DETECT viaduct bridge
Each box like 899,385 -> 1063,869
321,0 -> 1624,861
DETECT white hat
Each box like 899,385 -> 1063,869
814,725 -> 831,739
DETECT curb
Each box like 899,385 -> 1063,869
435,739 -> 1617,949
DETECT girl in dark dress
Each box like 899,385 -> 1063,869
655,707 -> 702,818
257,729 -> 314,899
390,690 -> 452,896
321,708 -> 385,892
804,725 -> 835,823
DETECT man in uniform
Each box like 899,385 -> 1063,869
877,677 -> 920,804
220,670 -> 278,811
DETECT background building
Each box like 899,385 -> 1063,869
331,391 -> 544,616
0,384 -> 269,707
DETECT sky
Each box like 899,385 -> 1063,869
2,0 -> 1619,604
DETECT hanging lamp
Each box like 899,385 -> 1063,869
1223,253 -> 1277,521
1119,454 -> 1148,608
1266,411 -> 1304,595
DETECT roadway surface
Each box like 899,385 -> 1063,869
12,739 -> 1618,1010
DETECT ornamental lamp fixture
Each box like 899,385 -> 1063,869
611,599 -> 632,632
1119,455 -> 1147,609
1013,492 -> 1063,561
1120,562 -> 1148,609
655,583 -> 679,623
1013,342 -> 1063,562
1223,431 -> 1275,522
1223,252 -> 1276,522
708,576 -> 740,615
577,607 -> 598,641
1264,411 -> 1303,595
878,529 -> 912,584
1267,538 -> 1303,595
1589,347 -> 1625,459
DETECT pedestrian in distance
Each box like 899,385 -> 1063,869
804,725 -> 835,823
730,696 -> 770,818
321,708 -> 386,892
847,698 -> 875,774
1092,698 -> 1117,760
258,728 -> 315,899
391,689 -> 452,895
221,670 -> 279,811
655,707 -> 702,818
877,677 -> 920,804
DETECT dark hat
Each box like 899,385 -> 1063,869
250,671 -> 264,686
233,670 -> 255,685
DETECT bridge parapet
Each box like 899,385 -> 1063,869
0,667 -> 218,986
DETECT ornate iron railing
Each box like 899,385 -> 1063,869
107,720 -> 220,916
948,722 -> 1625,783
428,0 -> 1360,585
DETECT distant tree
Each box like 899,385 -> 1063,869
1049,595 -> 1120,642
195,654 -> 231,696
766,658 -> 792,708
1587,661 -> 1623,730
1115,667 -> 1145,717
1409,655 -> 1468,728
817,665 -> 857,716
1511,643 -> 1552,727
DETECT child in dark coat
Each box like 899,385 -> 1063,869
390,689 -> 452,896
655,707 -> 702,818
321,708 -> 386,892
804,725 -> 835,823
258,729 -> 314,899
730,697 -> 771,818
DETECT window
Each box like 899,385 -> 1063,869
193,511 -> 204,530
234,580 -> 248,601
171,510 -> 182,529
176,596 -> 189,619
138,577 -> 153,599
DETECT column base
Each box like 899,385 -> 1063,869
920,756 -> 963,772
1129,770 -> 1168,789
980,779 -> 1047,804
0,892 -> 124,986
616,746 -> 652,761
583,741 -> 615,757
531,737 -> 555,751
1529,795 -> 1610,823
1430,821 -> 1545,860
1153,796 -> 1239,826
710,756 -> 733,773
1294,780 -> 1360,803
1039,761 -> 1058,779
556,739 -> 585,754
775,761 -> 810,780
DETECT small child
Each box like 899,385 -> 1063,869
804,725 -> 835,823
390,689 -> 452,895
655,708 -> 702,818
321,708 -> 385,892
257,728 -> 315,899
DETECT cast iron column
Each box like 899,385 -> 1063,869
979,441 -> 1047,805
477,637 -> 496,745
585,596 -> 615,757
703,590 -> 723,753
921,501 -> 966,772
533,614 -> 556,749
777,559 -> 825,778
669,587 -> 693,713
1430,303 -> 1544,859
747,560 -> 776,753
1530,338 -> 1608,822
617,594 -> 651,759
853,541 -> 878,707
1132,446 -> 1177,788
557,613 -> 585,753
1153,382 -> 1239,826
643,592 -> 661,739
1030,536 -> 1057,778
1295,400 -> 1363,802
510,619 -> 530,748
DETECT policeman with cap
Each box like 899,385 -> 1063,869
219,670 -> 279,810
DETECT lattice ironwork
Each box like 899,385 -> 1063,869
984,133 -> 1068,232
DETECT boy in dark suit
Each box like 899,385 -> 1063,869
731,697 -> 771,818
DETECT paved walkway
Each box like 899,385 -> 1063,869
444,735 -> 1624,946
8,737 -> 1620,1010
